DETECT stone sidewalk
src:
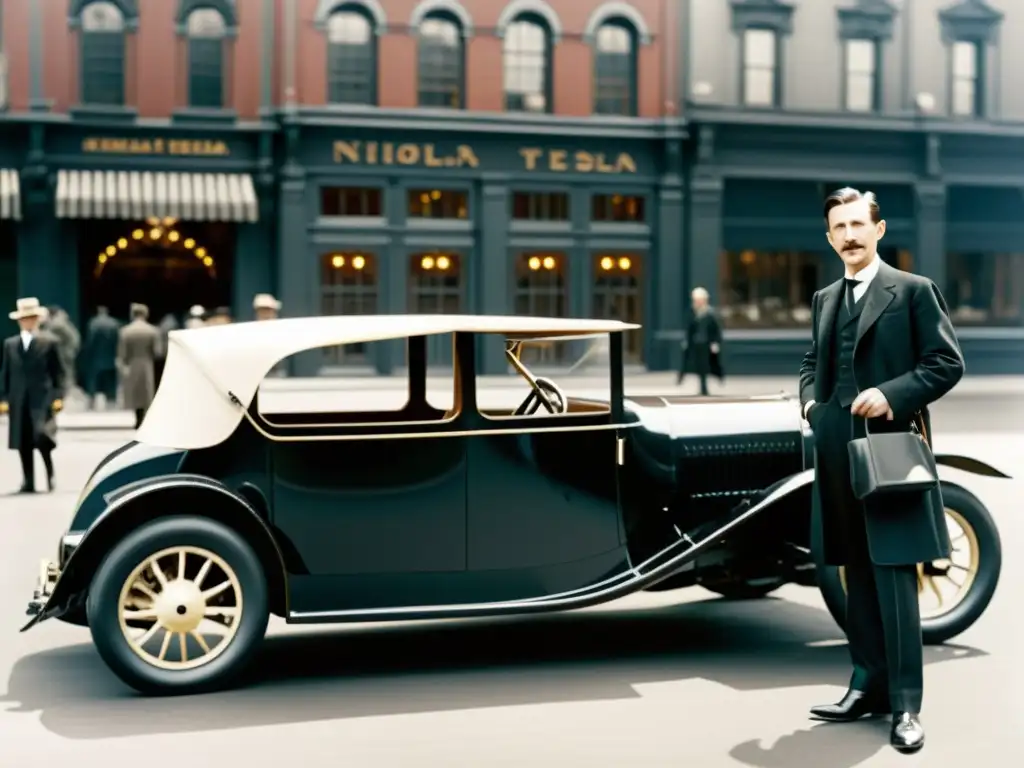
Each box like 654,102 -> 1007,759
20,373 -> 1023,431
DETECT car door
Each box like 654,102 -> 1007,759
269,433 -> 468,608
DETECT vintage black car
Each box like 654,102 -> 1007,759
23,315 -> 1009,696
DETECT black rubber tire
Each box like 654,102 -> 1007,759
86,515 -> 269,696
816,482 -> 1001,645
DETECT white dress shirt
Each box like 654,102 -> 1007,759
20,330 -> 33,351
802,255 -> 881,420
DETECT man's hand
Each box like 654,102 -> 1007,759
710,343 -> 720,354
0,401 -> 7,414
51,399 -> 63,413
851,388 -> 894,420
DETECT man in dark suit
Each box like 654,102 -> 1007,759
677,287 -> 725,393
0,297 -> 66,493
799,188 -> 964,754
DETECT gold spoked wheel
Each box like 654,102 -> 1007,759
839,507 -> 980,619
116,546 -> 244,671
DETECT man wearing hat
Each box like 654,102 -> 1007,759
253,293 -> 281,321
0,298 -> 66,493
118,303 -> 163,430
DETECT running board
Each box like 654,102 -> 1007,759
287,470 -> 813,625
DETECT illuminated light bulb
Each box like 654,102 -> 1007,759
331,255 -> 344,268
202,256 -> 213,267
132,229 -> 144,240
542,256 -> 556,270
146,216 -> 159,226
195,247 -> 206,258
168,231 -> 180,242
431,190 -> 441,200
618,257 -> 631,270
421,256 -> 435,270
117,238 -> 128,249
600,256 -> 614,271
352,255 -> 366,270
528,256 -> 541,270
98,254 -> 107,264
163,217 -> 175,227
420,193 -> 430,204
105,245 -> 117,256
149,228 -> 162,239
184,238 -> 195,249
436,255 -> 450,270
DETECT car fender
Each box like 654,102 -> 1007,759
22,474 -> 289,631
934,454 -> 1012,479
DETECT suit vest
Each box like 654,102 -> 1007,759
829,288 -> 863,407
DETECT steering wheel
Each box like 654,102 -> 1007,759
513,376 -> 569,416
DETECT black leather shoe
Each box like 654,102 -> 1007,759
17,483 -> 34,494
45,474 -> 54,492
890,712 -> 924,753
809,689 -> 889,722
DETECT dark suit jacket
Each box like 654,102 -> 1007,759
0,331 -> 66,450
798,260 -> 965,566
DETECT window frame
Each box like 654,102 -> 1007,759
325,4 -> 379,106
76,0 -> 130,108
591,19 -> 638,116
728,0 -> 794,110
502,13 -> 554,113
842,37 -> 881,113
740,27 -> 780,109
416,11 -> 465,109
949,38 -> 984,118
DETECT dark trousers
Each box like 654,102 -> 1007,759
817,398 -> 924,713
134,408 -> 146,429
17,408 -> 53,491
88,368 -> 117,405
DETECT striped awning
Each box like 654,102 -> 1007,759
55,170 -> 258,222
0,169 -> 21,220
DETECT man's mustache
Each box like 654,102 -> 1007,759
843,242 -> 863,251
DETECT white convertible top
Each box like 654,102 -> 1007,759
135,314 -> 639,449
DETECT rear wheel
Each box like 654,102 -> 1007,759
87,515 -> 269,695
816,483 -> 1000,645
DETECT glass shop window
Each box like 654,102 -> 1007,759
591,194 -> 645,222
407,189 -> 469,219
718,250 -> 821,328
320,187 -> 383,217
512,192 -> 570,221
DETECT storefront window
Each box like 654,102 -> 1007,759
321,187 -> 382,217
320,252 -> 378,364
718,250 -> 820,328
593,254 -> 644,362
80,1 -> 126,106
186,8 -> 227,109
945,252 -> 1024,327
514,252 -> 569,363
591,194 -> 645,222
407,189 -> 468,219
417,15 -> 463,108
326,8 -> 375,105
512,192 -> 569,221
409,253 -> 463,313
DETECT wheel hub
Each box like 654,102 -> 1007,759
154,580 -> 205,633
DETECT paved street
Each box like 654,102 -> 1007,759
0,425 -> 1021,766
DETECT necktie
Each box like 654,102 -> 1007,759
845,278 -> 860,314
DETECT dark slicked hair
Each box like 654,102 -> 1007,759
823,187 -> 881,226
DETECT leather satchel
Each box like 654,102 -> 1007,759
847,414 -> 939,500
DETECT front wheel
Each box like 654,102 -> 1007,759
86,515 -> 270,695
816,483 -> 1001,645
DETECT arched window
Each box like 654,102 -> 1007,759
593,21 -> 635,115
80,1 -> 127,106
327,7 -> 376,104
503,16 -> 550,112
417,15 -> 463,108
186,8 -> 227,108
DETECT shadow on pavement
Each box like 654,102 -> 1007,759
729,719 -> 892,768
1,595 -> 983,741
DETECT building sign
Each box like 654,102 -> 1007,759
331,140 -> 638,174
81,137 -> 231,156
518,147 -> 637,174
333,141 -> 479,168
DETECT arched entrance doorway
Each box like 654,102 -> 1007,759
78,218 -> 235,326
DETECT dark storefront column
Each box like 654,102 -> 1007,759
688,174 -> 724,303
379,178 -> 407,375
233,134 -> 277,320
914,181 -> 947,290
477,175 -> 511,375
277,121 -> 316,376
653,134 -> 686,371
18,128 -> 66,309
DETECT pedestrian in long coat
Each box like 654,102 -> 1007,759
81,306 -> 121,409
118,303 -> 163,429
677,287 -> 725,394
0,297 -> 66,493
44,305 -> 81,395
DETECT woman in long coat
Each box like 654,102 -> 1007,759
118,303 -> 163,429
